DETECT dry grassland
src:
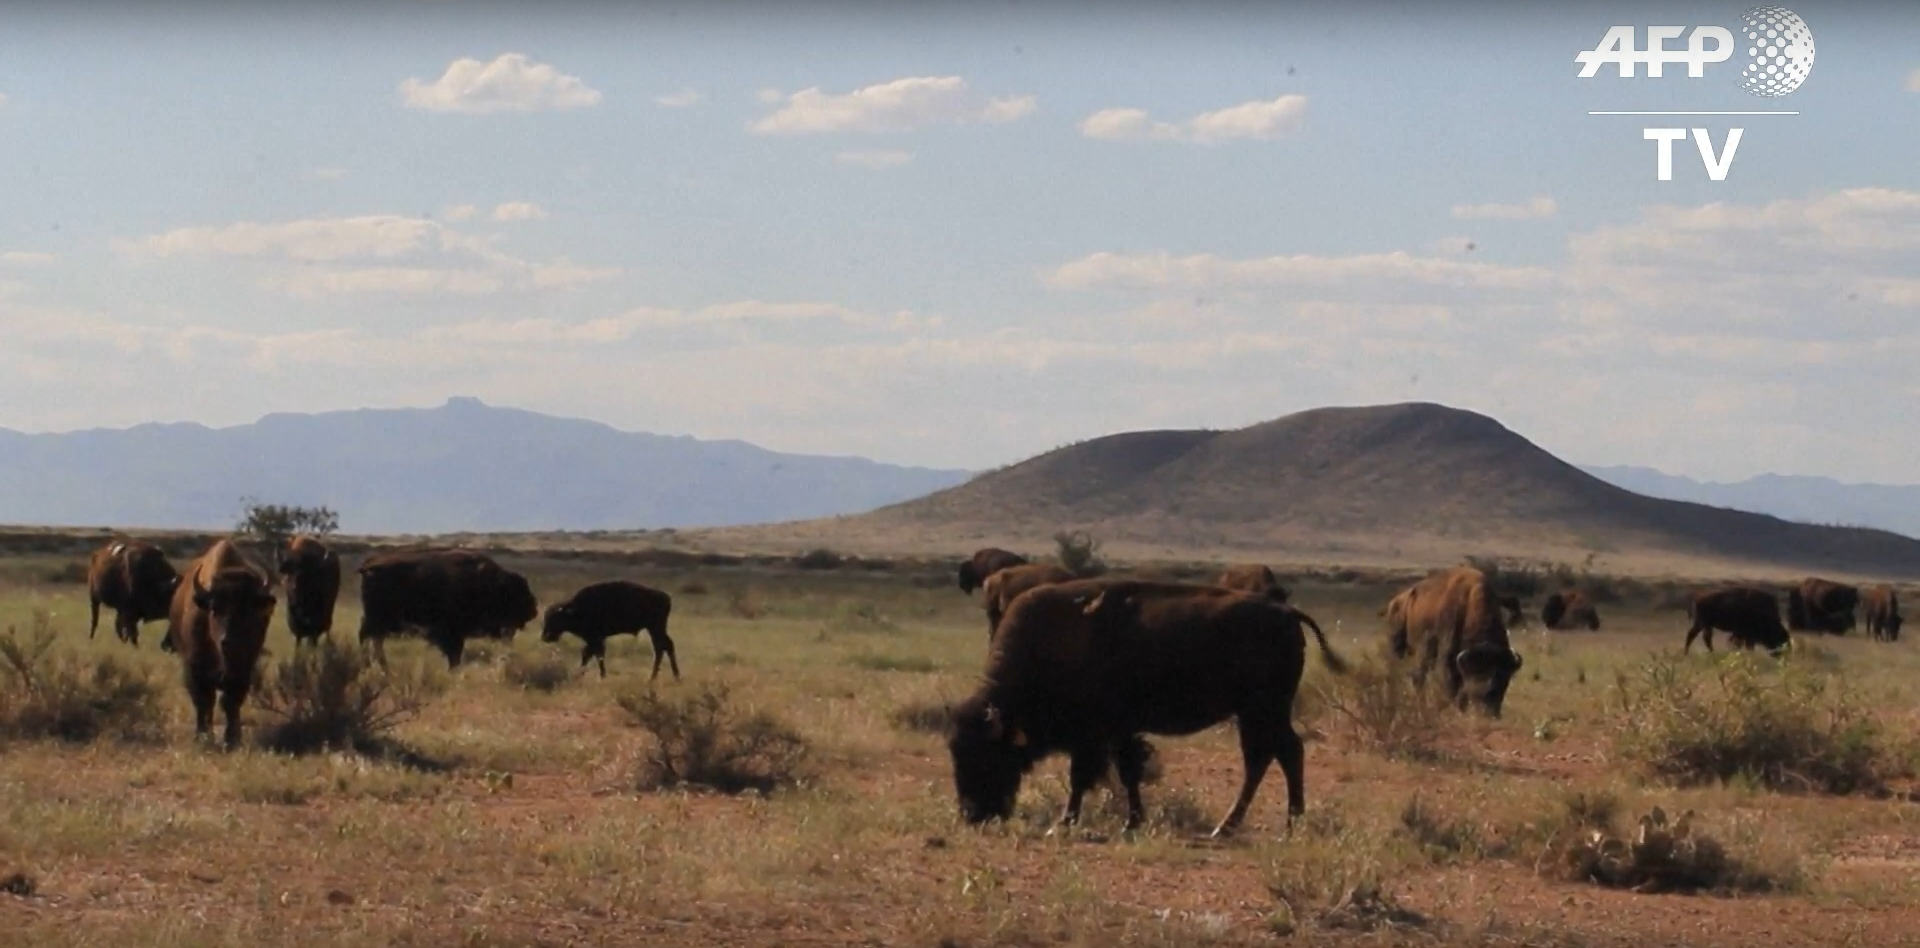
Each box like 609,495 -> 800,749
4,542 -> 1920,947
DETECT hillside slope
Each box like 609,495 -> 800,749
0,397 -> 973,534
698,402 -> 1920,579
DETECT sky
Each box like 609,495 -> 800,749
1,0 -> 1917,483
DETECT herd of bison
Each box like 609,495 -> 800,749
75,534 -> 1909,835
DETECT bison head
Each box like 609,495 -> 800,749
956,562 -> 983,595
540,603 -> 573,644
947,699 -> 1035,825
191,569 -> 277,642
497,572 -> 540,631
1452,646 -> 1522,717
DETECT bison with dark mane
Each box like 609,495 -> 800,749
356,547 -> 538,668
1384,567 -> 1523,717
88,539 -> 182,649
166,538 -> 278,749
1684,586 -> 1791,654
1215,563 -> 1290,603
957,547 -> 1029,595
1786,577 -> 1860,636
946,578 -> 1346,837
1540,590 -> 1601,631
278,535 -> 341,647
542,580 -> 680,680
978,562 -> 1075,639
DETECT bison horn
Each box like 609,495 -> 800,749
1452,649 -> 1469,670
1080,592 -> 1107,616
982,704 -> 1005,741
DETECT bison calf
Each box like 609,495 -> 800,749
541,580 -> 680,680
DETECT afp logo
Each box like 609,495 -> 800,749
1576,6 -> 1816,96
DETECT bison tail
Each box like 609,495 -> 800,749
1295,609 -> 1349,675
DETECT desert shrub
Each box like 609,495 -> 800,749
1052,530 -> 1107,577
618,681 -> 810,794
502,649 -> 576,693
0,614 -> 167,745
1264,812 -> 1429,936
1608,652 -> 1899,795
1310,653 -> 1454,761
251,637 -> 448,756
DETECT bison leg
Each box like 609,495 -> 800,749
1050,745 -> 1114,835
1113,736 -> 1153,831
89,598 -> 101,639
1212,714 -> 1282,839
116,612 -> 139,647
186,675 -> 217,741
219,683 -> 249,751
1683,620 -> 1711,654
649,624 -> 681,681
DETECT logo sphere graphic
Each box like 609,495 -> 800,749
1738,6 -> 1814,97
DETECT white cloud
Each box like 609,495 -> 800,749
655,88 -> 704,108
306,167 -> 349,182
113,212 -> 620,299
1077,95 -> 1306,144
1,251 -> 57,268
749,76 -> 1036,135
835,150 -> 913,169
398,53 -> 602,114
492,201 -> 548,222
0,93 -> 9,108
443,204 -> 480,222
1451,197 -> 1557,220
1907,69 -> 1920,93
1044,250 -> 1555,293
112,216 -> 439,262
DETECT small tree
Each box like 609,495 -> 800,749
237,497 -> 340,552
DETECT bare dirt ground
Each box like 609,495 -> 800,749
4,541 -> 1920,947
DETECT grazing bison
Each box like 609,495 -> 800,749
947,578 -> 1346,836
1215,564 -> 1290,603
957,547 -> 1030,595
1863,585 -> 1903,643
356,548 -> 539,668
166,539 -> 278,749
979,562 -> 1076,639
1540,590 -> 1601,631
1786,577 -> 1860,635
278,535 -> 341,647
87,539 -> 182,649
1684,586 -> 1791,654
542,580 -> 681,680
1385,567 -> 1523,717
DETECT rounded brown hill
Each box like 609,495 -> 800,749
857,402 -> 1920,577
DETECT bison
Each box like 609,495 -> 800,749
356,547 -> 539,668
1684,586 -> 1791,654
1863,585 -> 1903,643
87,539 -> 182,649
1385,567 -> 1523,717
541,580 -> 681,680
166,539 -> 278,749
947,578 -> 1345,836
957,547 -> 1030,595
1786,577 -> 1860,635
1215,563 -> 1290,603
1540,590 -> 1601,631
978,562 -> 1076,639
278,535 -> 341,647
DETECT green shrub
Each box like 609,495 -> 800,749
250,637 -> 447,756
618,681 -> 810,795
0,614 -> 166,745
1608,652 -> 1900,795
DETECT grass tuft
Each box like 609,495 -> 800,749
617,680 -> 811,795
250,637 -> 448,757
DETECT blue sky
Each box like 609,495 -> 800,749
2,1 -> 1917,482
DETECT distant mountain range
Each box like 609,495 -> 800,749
1580,465 -> 1920,540
0,397 -> 975,534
